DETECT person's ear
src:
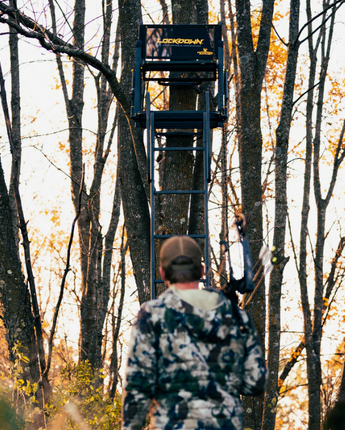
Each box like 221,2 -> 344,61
159,266 -> 167,281
201,264 -> 205,277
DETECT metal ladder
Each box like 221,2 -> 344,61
146,92 -> 212,298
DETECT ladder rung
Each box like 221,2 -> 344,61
143,61 -> 217,71
154,190 -> 205,195
157,81 -> 211,86
132,111 -> 225,129
153,279 -> 165,284
154,147 -> 205,151
153,278 -> 207,284
154,234 -> 206,239
156,131 -> 202,137
149,110 -> 205,117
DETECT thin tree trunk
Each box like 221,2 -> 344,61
306,5 -> 341,428
298,0 -> 318,426
109,235 -> 127,398
8,0 -> 21,253
262,1 -> 300,429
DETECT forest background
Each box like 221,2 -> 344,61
0,0 -> 345,429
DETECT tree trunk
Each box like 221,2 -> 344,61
262,1 -> 300,428
8,0 -> 21,253
117,0 -> 151,305
0,159 -> 40,386
234,1 -> 274,428
161,0 -> 199,237
297,1 -> 318,426
305,5 -> 340,428
109,234 -> 127,398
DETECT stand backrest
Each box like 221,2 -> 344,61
139,24 -> 222,63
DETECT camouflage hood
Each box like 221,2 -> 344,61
159,288 -> 235,343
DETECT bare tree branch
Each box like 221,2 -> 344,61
298,0 -> 345,45
0,2 -> 130,115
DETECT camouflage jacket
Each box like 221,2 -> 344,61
122,288 -> 266,430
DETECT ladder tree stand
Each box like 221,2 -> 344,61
131,23 -> 228,299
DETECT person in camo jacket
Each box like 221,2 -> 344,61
122,236 -> 266,430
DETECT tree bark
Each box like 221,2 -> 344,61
298,1 -> 318,427
262,1 -> 300,429
234,1 -> 274,428
159,0 -> 209,291
117,0 -> 151,305
109,235 -> 127,398
0,158 -> 40,386
305,4 -> 342,428
8,0 -> 21,253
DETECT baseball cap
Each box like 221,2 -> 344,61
160,236 -> 202,270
